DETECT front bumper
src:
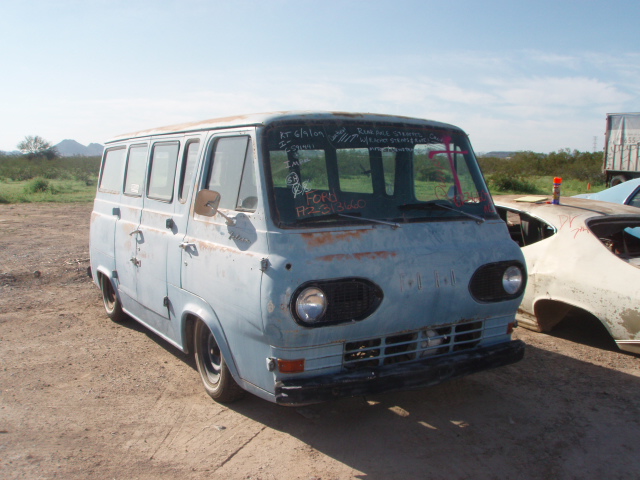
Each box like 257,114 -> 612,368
275,340 -> 524,405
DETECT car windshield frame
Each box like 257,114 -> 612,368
262,120 -> 498,229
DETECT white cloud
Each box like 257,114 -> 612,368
1,49 -> 638,153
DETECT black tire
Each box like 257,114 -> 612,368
610,175 -> 627,187
194,321 -> 244,403
99,274 -> 127,322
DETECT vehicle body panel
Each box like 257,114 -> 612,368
90,112 -> 527,404
495,195 -> 640,354
575,177 -> 640,207
603,112 -> 640,186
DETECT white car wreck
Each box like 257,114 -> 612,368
494,195 -> 640,354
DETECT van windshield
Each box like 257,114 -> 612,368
264,121 -> 497,228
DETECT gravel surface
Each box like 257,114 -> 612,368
1,203 -> 639,480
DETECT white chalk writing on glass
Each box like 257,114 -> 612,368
278,128 -> 326,153
286,172 -> 311,198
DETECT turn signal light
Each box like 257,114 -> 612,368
278,358 -> 305,373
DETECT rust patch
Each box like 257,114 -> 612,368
301,229 -> 369,247
193,239 -> 261,258
620,308 -> 640,335
316,251 -> 396,262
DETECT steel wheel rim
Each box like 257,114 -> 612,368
101,278 -> 116,312
203,332 -> 222,384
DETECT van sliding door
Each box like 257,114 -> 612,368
113,144 -> 148,306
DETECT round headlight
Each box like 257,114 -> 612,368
502,266 -> 523,295
295,287 -> 327,323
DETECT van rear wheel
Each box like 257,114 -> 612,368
194,321 -> 244,403
99,274 -> 127,322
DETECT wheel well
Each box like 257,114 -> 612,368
533,299 -> 574,332
183,314 -> 198,355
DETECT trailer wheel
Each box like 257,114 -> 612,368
610,175 -> 627,187
194,321 -> 244,403
99,274 -> 127,322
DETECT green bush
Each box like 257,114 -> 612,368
489,173 -> 538,194
23,177 -> 56,194
0,154 -> 100,183
479,149 -> 605,184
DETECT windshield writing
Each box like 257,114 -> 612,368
266,122 -> 495,227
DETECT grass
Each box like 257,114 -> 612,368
0,178 -> 97,203
0,154 -> 100,203
0,175 -> 604,205
0,151 -> 610,205
488,175 -> 606,197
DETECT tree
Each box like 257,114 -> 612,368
17,135 -> 59,160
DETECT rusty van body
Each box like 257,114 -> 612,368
89,112 -> 526,405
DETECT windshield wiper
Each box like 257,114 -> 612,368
398,201 -> 485,224
294,213 -> 400,229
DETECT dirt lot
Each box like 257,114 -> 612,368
1,203 -> 639,480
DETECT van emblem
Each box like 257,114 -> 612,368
229,232 -> 251,243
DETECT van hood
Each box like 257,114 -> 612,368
263,219 -> 524,343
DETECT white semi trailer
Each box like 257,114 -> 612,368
604,112 -> 640,186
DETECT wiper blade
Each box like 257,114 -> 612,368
398,201 -> 485,223
338,213 -> 400,229
294,213 -> 400,229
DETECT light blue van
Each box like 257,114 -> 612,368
89,112 -> 526,405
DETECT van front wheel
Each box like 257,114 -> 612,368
194,321 -> 244,403
100,274 -> 127,322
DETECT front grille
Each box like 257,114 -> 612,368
343,320 -> 484,370
322,280 -> 382,323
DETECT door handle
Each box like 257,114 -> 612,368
129,229 -> 142,236
179,242 -> 196,250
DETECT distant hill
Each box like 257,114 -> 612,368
54,139 -> 104,157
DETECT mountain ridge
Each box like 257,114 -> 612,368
54,139 -> 104,157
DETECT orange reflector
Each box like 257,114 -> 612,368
507,322 -> 516,334
278,358 -> 305,373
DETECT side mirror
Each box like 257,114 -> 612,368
194,190 -> 221,217
194,189 -> 236,225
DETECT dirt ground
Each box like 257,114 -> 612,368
1,203 -> 639,480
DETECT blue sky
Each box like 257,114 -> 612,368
1,0 -> 638,153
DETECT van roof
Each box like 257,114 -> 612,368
105,111 -> 461,144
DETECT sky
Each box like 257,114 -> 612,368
0,0 -> 638,154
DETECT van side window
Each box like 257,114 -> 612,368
124,145 -> 148,196
99,147 -> 126,193
206,136 -> 256,211
179,140 -> 200,203
148,142 -> 180,202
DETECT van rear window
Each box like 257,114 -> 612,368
99,148 -> 126,193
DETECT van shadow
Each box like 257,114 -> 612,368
225,344 -> 640,479
116,317 -> 640,478
115,315 -> 198,369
